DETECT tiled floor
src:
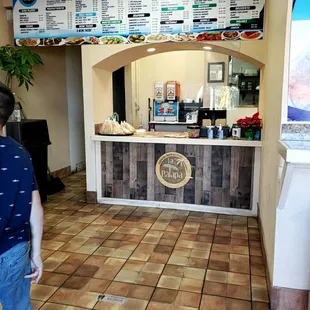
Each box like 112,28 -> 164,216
30,172 -> 270,310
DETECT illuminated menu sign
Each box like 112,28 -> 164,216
13,0 -> 265,46
288,0 -> 310,121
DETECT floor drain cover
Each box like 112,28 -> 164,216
97,294 -> 126,304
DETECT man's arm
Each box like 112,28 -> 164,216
25,190 -> 44,283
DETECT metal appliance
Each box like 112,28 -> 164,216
198,108 -> 227,126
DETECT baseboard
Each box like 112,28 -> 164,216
271,287 -> 308,310
86,191 -> 97,203
51,166 -> 71,178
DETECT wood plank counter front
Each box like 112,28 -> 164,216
92,133 -> 262,216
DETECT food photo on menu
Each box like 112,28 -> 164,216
288,0 -> 310,121
12,0 -> 266,47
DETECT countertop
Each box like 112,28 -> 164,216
149,121 -> 196,125
92,132 -> 262,147
278,140 -> 310,164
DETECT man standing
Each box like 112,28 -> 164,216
0,82 -> 43,309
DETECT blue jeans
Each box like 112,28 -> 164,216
0,242 -> 33,310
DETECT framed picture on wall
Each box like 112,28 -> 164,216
208,62 -> 225,83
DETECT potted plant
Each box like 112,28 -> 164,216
237,112 -> 262,140
0,45 -> 43,121
0,45 -> 43,90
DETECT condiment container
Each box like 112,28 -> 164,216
166,81 -> 180,101
222,125 -> 230,138
200,126 -> 208,137
232,124 -> 241,140
218,125 -> 224,140
154,81 -> 165,101
187,126 -> 200,138
207,126 -> 213,139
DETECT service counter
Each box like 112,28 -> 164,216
92,132 -> 261,216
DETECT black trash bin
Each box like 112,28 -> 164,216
6,120 -> 51,203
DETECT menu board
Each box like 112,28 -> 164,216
13,0 -> 265,46
287,0 -> 310,121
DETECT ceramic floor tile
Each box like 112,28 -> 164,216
127,285 -> 154,300
206,270 -> 228,284
183,267 -> 205,280
148,253 -> 170,264
157,275 -> 182,290
187,258 -> 208,269
203,281 -> 227,297
83,279 -> 111,293
83,255 -> 107,267
63,275 -> 91,290
252,288 -> 269,303
40,303 -> 67,310
200,295 -> 226,310
226,298 -> 251,310
136,272 -> 160,286
74,264 -> 100,277
152,288 -> 178,303
142,262 -> 165,274
251,276 -> 268,289
252,302 -> 271,310
105,282 -> 133,296
40,272 -> 70,287
123,260 -> 145,272
30,285 -> 58,302
227,272 -> 250,286
209,260 -> 229,272
167,256 -> 189,266
172,248 -> 192,258
94,265 -> 122,280
174,291 -> 201,308
48,288 -> 98,308
227,284 -> 251,300
251,264 -> 266,277
31,300 -> 45,310
190,250 -> 210,259
94,247 -> 116,257
37,173 -> 270,310
114,270 -> 139,283
111,249 -> 133,259
154,245 -> 173,255
163,265 -> 185,277
179,278 -> 203,293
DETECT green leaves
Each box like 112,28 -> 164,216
0,45 -> 43,91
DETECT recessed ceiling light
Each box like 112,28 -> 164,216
203,46 -> 212,50
147,48 -> 156,52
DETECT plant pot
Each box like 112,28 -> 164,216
245,128 -> 254,140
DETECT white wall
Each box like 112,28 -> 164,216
203,52 -> 229,107
259,0 -> 292,283
66,47 -> 85,172
14,48 -> 71,172
130,51 -> 259,128
133,51 -> 206,128
274,164 -> 310,289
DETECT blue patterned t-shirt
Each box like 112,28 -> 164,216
0,136 -> 38,255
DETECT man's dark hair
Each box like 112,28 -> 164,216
0,82 -> 15,126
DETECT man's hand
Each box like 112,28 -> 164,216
25,255 -> 43,284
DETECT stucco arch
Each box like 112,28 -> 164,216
89,41 -> 266,72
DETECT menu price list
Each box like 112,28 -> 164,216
13,0 -> 265,44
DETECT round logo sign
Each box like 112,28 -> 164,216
155,152 -> 192,189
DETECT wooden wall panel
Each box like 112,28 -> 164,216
101,142 -> 255,210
